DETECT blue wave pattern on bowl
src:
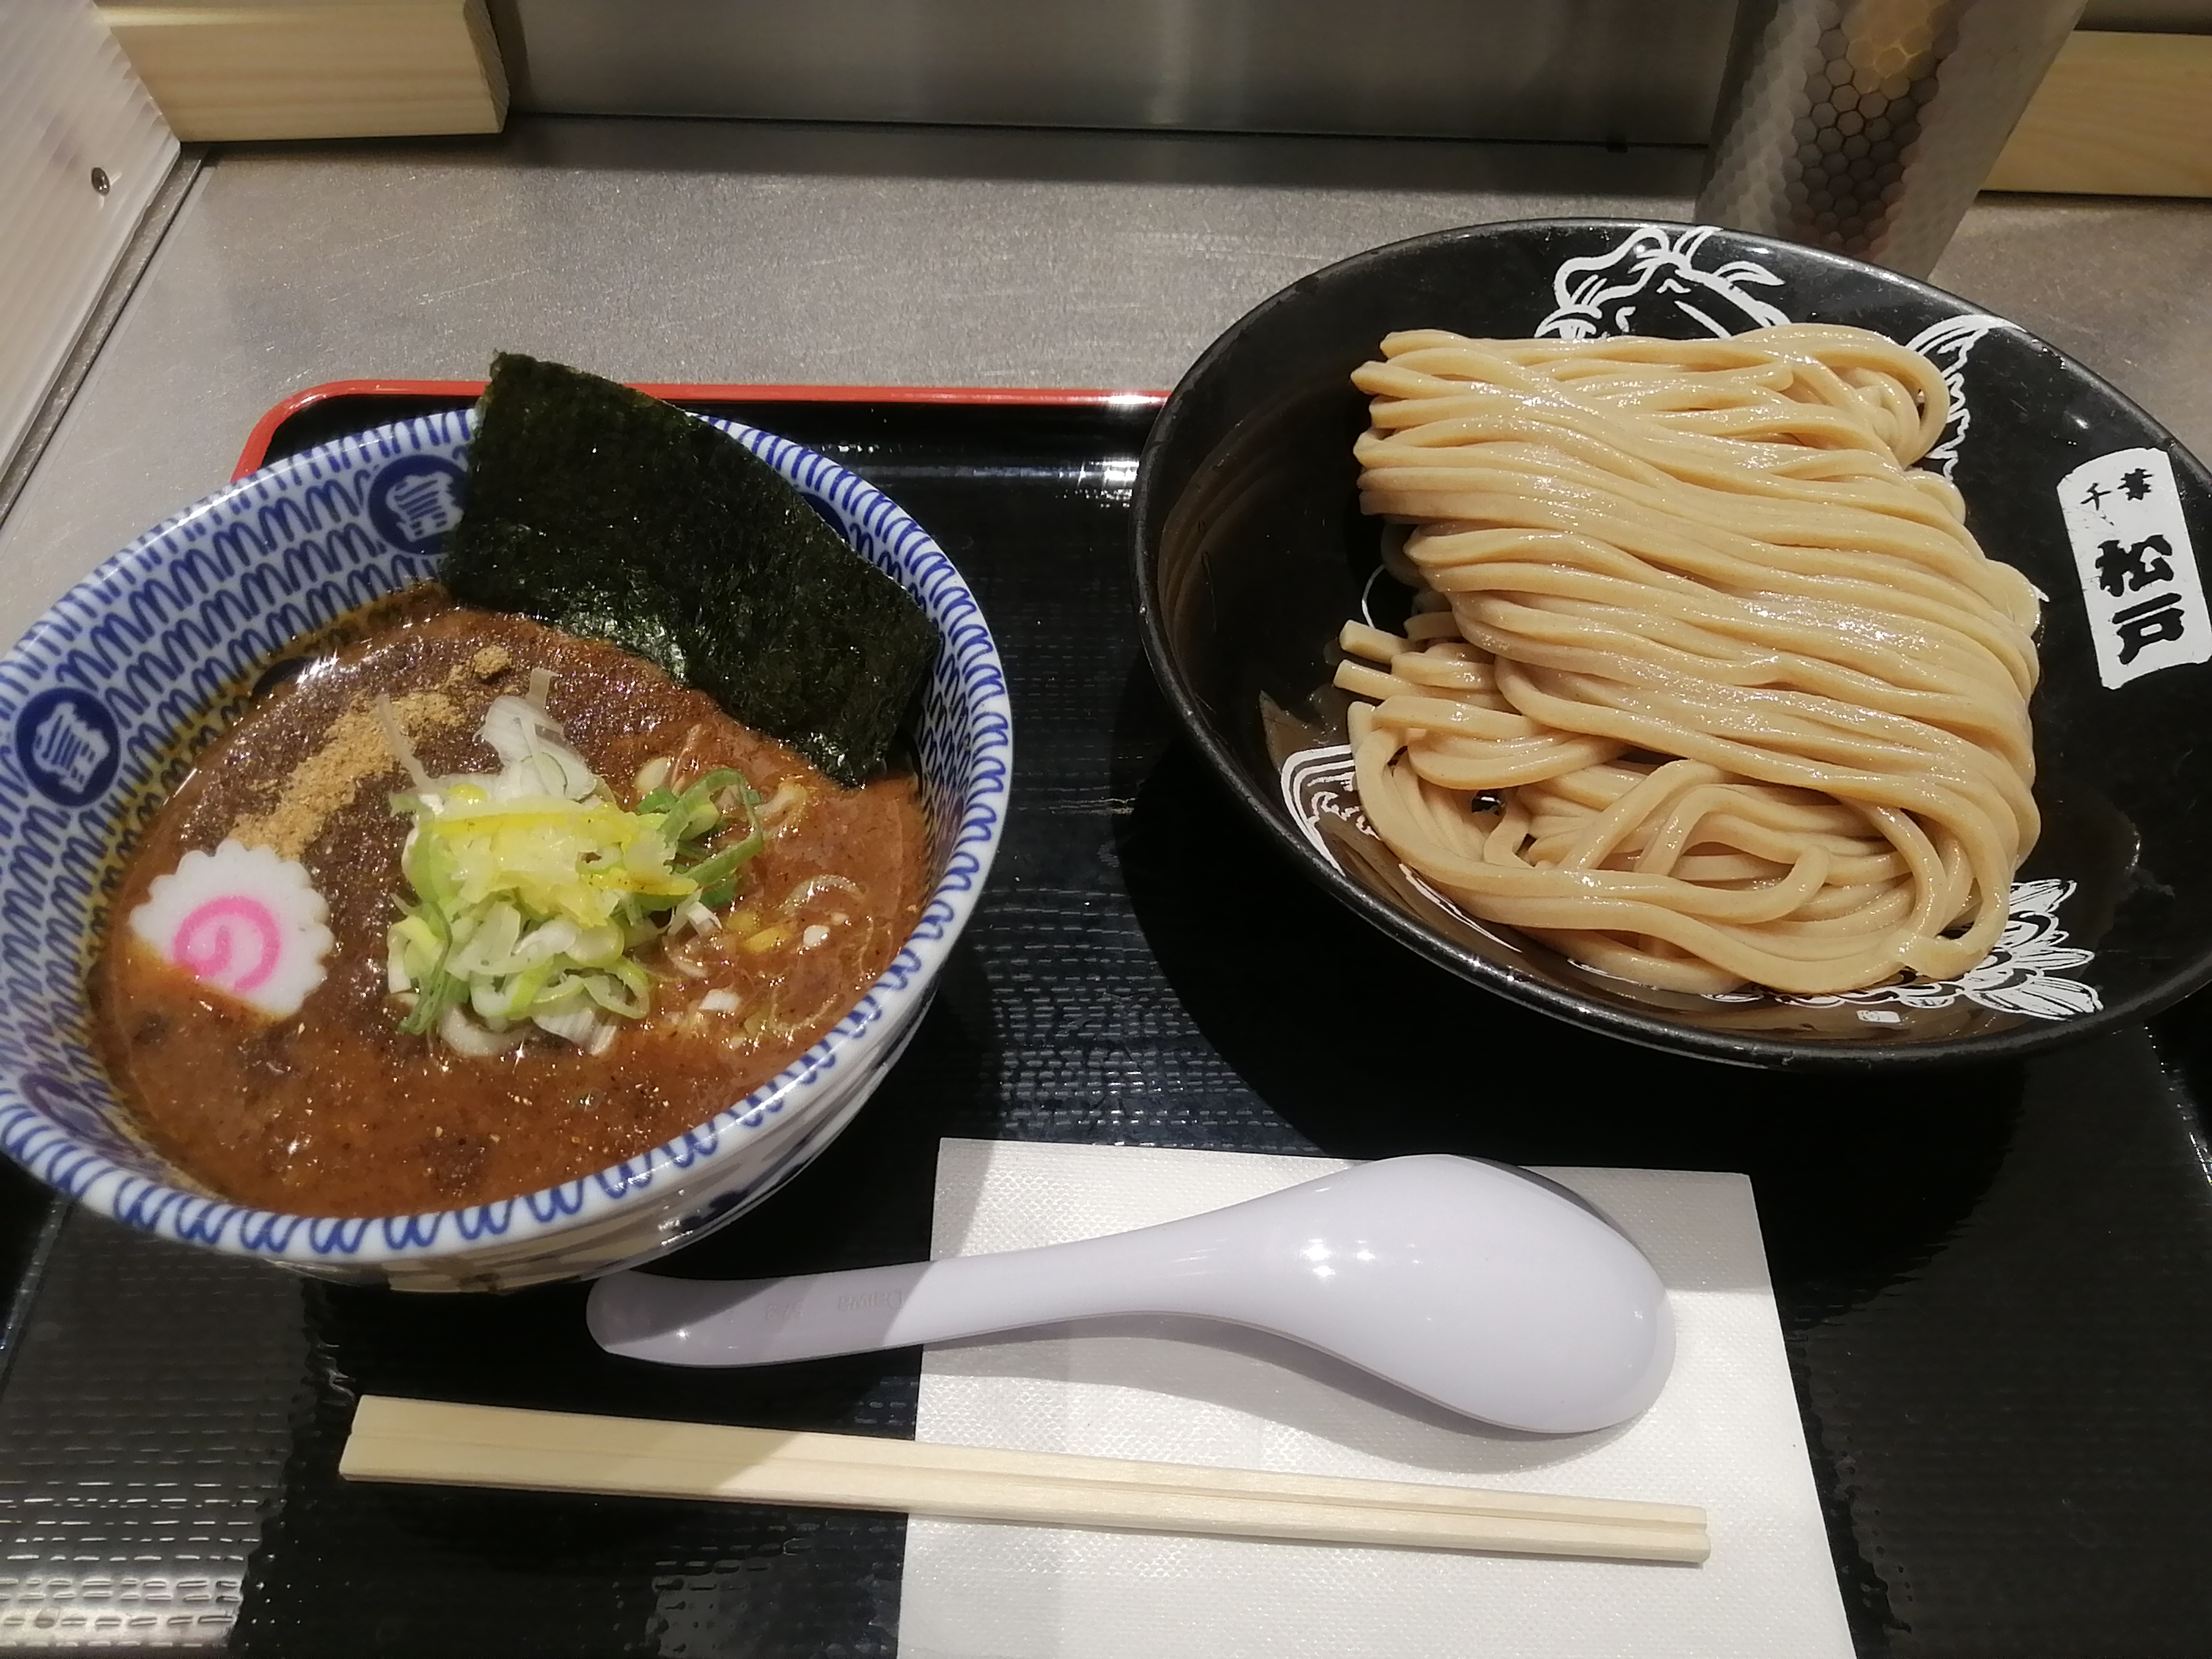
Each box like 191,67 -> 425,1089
0,410 -> 1009,1265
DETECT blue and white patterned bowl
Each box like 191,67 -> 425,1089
0,410 -> 1010,1288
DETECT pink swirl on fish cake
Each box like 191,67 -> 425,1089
172,894 -> 285,994
128,839 -> 332,1018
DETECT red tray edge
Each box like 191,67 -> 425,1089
233,379 -> 1172,480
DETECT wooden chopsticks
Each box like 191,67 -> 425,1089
341,1396 -> 1709,1564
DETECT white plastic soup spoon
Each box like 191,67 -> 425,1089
586,1155 -> 1674,1434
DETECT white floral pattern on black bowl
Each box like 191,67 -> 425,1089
0,410 -> 1011,1287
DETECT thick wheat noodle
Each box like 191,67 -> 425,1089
1334,325 -> 2042,997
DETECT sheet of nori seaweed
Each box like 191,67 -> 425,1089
440,353 -> 938,787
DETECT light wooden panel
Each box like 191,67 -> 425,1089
101,0 -> 506,142
1989,29 -> 2212,196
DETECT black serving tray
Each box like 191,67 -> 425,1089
2,388 -> 2209,1658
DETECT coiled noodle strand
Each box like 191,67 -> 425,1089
1337,325 -> 2041,997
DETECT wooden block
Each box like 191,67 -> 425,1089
1988,30 -> 2212,197
100,0 -> 507,142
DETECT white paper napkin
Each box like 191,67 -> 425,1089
897,1139 -> 1852,1659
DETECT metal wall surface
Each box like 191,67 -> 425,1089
492,0 -> 1739,143
0,0 -> 174,485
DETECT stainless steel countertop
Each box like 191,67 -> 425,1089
4,116 -> 2209,652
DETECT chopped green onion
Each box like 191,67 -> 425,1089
386,686 -> 765,1051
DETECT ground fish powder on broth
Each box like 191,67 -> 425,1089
93,593 -> 928,1217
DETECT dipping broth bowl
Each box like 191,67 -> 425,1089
0,410 -> 1009,1288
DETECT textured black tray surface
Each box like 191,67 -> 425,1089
6,394 -> 2211,1657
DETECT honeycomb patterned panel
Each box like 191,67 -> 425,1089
1698,0 -> 2084,277
0,1210 -> 303,1649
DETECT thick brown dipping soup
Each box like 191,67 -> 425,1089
92,590 -> 928,1217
